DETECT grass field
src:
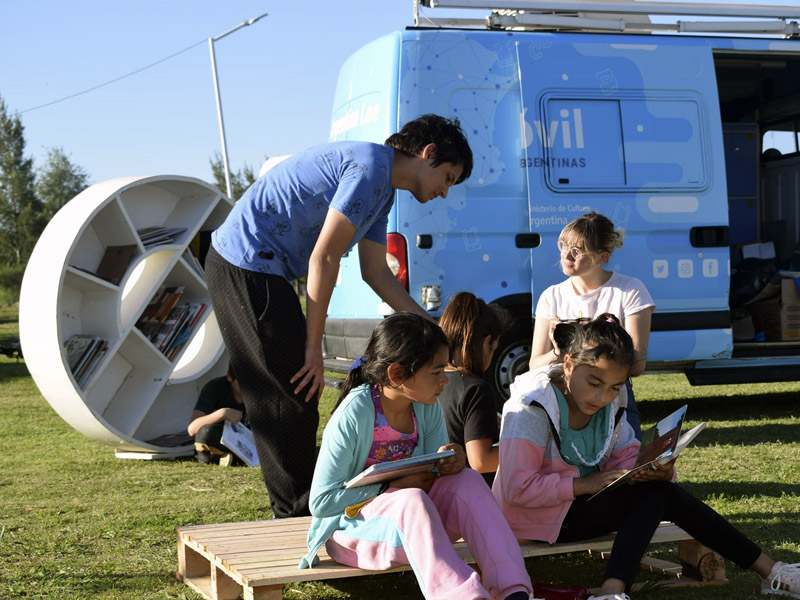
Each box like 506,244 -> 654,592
1,307 -> 798,599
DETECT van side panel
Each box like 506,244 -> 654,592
327,33 -> 401,322
516,35 -> 731,362
394,31 -> 532,310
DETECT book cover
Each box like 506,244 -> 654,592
343,449 -> 455,489
64,334 -> 99,372
589,405 -> 706,500
95,244 -> 137,285
221,421 -> 259,467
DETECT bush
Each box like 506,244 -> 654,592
0,264 -> 25,306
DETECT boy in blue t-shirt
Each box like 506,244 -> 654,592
206,114 -> 473,517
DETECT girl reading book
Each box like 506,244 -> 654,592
494,314 -> 799,600
300,312 -> 532,600
438,291 -> 510,486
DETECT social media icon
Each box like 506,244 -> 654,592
678,259 -> 694,278
703,259 -> 718,278
653,260 -> 668,279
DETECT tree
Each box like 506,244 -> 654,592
209,151 -> 257,200
36,147 -> 90,221
0,95 -> 42,265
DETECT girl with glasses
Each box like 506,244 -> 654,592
527,212 -> 654,439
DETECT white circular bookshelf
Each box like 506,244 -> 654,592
20,175 -> 233,458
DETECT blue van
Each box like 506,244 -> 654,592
322,1 -> 800,396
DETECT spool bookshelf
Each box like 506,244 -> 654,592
20,176 -> 233,458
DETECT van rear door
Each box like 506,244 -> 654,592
517,34 -> 733,364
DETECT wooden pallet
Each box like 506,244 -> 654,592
176,517 -> 726,600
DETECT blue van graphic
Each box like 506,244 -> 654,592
321,3 -> 800,396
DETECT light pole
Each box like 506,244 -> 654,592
208,13 -> 268,198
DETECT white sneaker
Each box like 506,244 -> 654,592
762,561 -> 800,598
587,594 -> 631,600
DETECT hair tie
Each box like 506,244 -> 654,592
348,355 -> 368,371
606,317 -> 615,323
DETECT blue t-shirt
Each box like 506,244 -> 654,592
212,141 -> 395,280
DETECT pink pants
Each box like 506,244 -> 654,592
325,468 -> 531,600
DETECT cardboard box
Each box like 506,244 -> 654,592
781,278 -> 800,340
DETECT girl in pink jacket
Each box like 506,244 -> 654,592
493,314 -> 798,600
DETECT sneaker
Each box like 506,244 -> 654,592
762,561 -> 800,598
587,595 -> 630,600
218,453 -> 235,467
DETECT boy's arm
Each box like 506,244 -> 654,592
358,237 -> 431,319
187,408 -> 242,436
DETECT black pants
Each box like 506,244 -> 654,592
557,481 -> 761,588
205,246 -> 318,517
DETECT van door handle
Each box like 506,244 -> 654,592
690,226 -> 729,247
516,233 -> 541,248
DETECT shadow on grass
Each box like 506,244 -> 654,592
0,359 -> 30,381
639,391 -> 800,423
682,422 -> 800,447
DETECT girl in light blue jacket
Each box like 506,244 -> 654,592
299,312 -> 532,600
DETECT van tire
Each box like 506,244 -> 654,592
488,317 -> 532,403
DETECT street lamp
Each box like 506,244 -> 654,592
208,13 -> 268,198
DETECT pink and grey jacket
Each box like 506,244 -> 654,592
492,367 -> 640,543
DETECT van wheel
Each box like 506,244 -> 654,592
488,318 -> 532,402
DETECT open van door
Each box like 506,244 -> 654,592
517,35 -> 733,366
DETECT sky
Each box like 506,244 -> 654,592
3,1 -> 800,190
0,1 -> 466,187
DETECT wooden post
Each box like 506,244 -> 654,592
678,539 -> 727,582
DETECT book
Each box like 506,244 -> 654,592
64,334 -> 100,372
137,226 -> 187,248
136,286 -> 184,340
589,405 -> 706,500
221,421 -> 259,467
94,244 -> 137,285
343,449 -> 455,489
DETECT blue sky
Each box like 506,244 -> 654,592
0,1 -> 451,186
3,1 -> 799,189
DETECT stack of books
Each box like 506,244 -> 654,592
135,287 -> 206,360
64,334 -> 109,389
137,226 -> 187,248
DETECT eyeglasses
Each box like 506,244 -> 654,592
557,240 -> 584,261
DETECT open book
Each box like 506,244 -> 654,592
589,405 -> 706,500
344,449 -> 454,489
221,421 -> 259,467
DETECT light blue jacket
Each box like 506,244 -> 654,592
298,383 -> 449,568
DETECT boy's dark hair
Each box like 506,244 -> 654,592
337,312 -> 449,406
385,114 -> 473,184
438,291 -> 511,376
557,313 -> 636,372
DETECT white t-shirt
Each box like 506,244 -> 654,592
535,271 -> 655,329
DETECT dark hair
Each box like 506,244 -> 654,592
385,114 -> 473,184
557,313 -> 636,373
438,291 -> 511,376
337,312 -> 449,406
560,211 -> 624,263
226,361 -> 236,381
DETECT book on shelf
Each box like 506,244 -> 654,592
343,449 -> 455,489
164,303 -> 207,360
152,303 -> 190,352
136,286 -> 184,339
588,405 -> 707,500
76,341 -> 108,388
136,226 -> 187,248
183,248 -> 205,278
94,244 -> 137,285
64,334 -> 100,372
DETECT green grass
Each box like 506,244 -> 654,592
1,309 -> 799,599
